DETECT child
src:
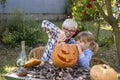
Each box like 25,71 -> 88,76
76,31 -> 99,69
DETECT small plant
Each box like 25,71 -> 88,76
2,28 -> 15,44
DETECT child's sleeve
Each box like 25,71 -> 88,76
78,49 -> 93,69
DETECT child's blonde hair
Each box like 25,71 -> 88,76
77,31 -> 99,54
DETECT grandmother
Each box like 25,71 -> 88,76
41,19 -> 78,62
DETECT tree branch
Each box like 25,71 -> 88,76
94,2 -> 109,22
105,0 -> 113,18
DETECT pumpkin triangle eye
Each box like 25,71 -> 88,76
61,49 -> 69,54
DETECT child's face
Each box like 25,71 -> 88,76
77,38 -> 90,50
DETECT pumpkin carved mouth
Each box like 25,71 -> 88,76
58,54 -> 73,63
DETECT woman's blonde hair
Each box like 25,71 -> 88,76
77,31 -> 99,54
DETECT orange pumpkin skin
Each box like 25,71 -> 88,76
24,58 -> 41,67
52,43 -> 78,68
90,64 -> 118,80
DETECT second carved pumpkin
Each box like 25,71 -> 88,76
52,42 -> 78,68
90,64 -> 118,80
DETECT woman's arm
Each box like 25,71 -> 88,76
42,20 -> 61,36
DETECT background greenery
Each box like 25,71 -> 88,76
0,9 -> 120,80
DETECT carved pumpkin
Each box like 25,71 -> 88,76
52,42 -> 78,68
90,64 -> 118,80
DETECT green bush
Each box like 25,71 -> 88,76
14,25 -> 42,46
2,28 -> 15,44
6,9 -> 24,32
66,0 -> 99,29
2,9 -> 46,46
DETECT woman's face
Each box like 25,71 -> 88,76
62,27 -> 76,40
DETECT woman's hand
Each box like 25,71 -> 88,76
57,31 -> 67,42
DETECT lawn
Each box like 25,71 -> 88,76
0,21 -> 120,80
0,46 -> 20,80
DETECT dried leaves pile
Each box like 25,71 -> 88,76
26,61 -> 92,80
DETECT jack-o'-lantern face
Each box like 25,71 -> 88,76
52,42 -> 78,68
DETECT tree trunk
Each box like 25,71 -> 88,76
96,19 -> 101,42
111,23 -> 120,66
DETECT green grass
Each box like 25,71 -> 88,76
0,21 -> 120,80
0,48 -> 19,80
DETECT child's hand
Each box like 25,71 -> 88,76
76,41 -> 83,55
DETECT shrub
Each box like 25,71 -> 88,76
2,9 -> 46,46
2,28 -> 15,44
